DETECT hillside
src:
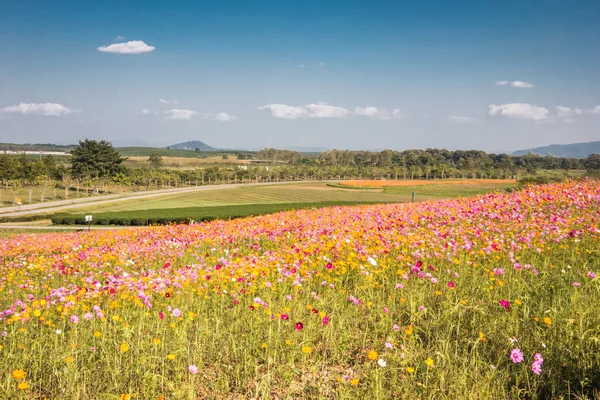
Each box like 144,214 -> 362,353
169,140 -> 215,151
512,141 -> 600,158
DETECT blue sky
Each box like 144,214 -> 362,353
1,0 -> 599,152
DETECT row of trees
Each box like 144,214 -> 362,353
1,140 -> 599,206
256,148 -> 591,172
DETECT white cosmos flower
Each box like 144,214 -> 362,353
377,359 -> 387,367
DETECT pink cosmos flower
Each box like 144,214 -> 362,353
588,271 -> 596,279
322,316 -> 329,326
393,324 -> 400,331
493,268 -> 504,275
189,365 -> 198,375
385,342 -> 393,349
281,314 -> 289,320
534,353 -> 544,363
83,312 -> 94,321
158,311 -> 165,320
172,308 -> 182,317
531,361 -> 542,375
418,306 -> 425,311
395,283 -> 404,289
499,300 -> 511,311
448,281 -> 455,288
573,282 -> 581,287
383,307 -> 389,313
70,315 -> 80,324
510,348 -> 524,364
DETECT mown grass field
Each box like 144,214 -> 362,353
0,180 -> 598,399
65,181 -> 515,215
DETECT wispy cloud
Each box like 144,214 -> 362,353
159,98 -> 179,104
115,36 -> 126,41
164,109 -> 196,120
98,40 -> 155,54
297,64 -> 306,68
448,116 -> 477,123
260,103 -> 400,120
495,80 -> 533,88
489,103 -> 548,120
0,102 -> 75,116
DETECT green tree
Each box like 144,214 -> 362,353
584,153 -> 600,171
70,139 -> 125,178
148,153 -> 164,168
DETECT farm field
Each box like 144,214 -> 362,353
64,181 -> 513,215
0,180 -> 598,398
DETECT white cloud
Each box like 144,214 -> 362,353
212,112 -> 237,122
353,106 -> 379,117
115,36 -> 126,41
448,116 -> 477,123
297,64 -> 306,68
164,109 -> 196,120
0,102 -> 74,116
511,81 -> 533,88
159,98 -> 179,104
141,109 -> 150,115
590,105 -> 600,114
259,104 -> 307,119
97,40 -> 155,54
260,103 -> 402,120
305,103 -> 350,118
495,80 -> 533,88
318,62 -> 326,66
489,103 -> 549,120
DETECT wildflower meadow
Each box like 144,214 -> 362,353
1,180 -> 599,399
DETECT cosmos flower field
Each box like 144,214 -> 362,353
1,181 -> 599,399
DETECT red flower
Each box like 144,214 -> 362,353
447,281 -> 455,288
164,292 -> 171,298
326,262 -> 333,270
158,311 -> 164,320
295,322 -> 304,330
499,300 -> 511,311
311,308 -> 318,314
249,305 -> 255,311
281,313 -> 289,320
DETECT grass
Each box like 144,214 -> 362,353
66,182 -> 512,215
0,181 -> 598,398
51,201 -> 397,225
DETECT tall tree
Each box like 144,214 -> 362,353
70,139 -> 125,178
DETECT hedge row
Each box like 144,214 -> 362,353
50,201 -> 389,226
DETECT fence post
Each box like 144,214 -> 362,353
411,192 -> 415,202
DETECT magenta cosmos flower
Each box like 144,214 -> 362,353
499,300 -> 511,311
510,349 -> 524,364
295,322 -> 304,330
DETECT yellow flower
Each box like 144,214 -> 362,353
515,299 -> 522,305
153,338 -> 161,345
350,378 -> 360,386
169,323 -> 176,329
406,367 -> 415,374
425,358 -> 434,367
17,382 -> 30,390
94,331 -> 102,337
0,345 -> 3,351
33,310 -> 41,317
120,343 -> 129,353
367,350 -> 378,360
12,369 -> 26,380
65,356 -> 73,363
120,394 -> 131,400
261,342 -> 268,349
285,339 -> 292,346
318,311 -> 326,318
435,290 -> 442,296
404,325 -> 413,335
543,317 -> 552,326
460,300 -> 467,305
167,354 -> 176,360
302,346 -> 312,354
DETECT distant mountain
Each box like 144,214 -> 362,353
512,141 -> 600,158
168,140 -> 216,151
